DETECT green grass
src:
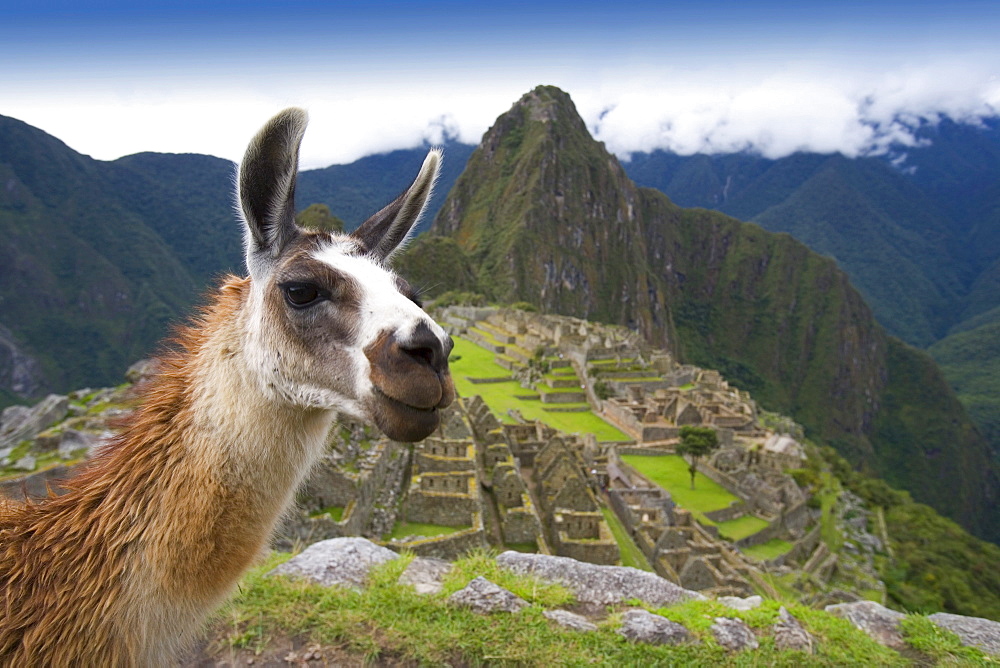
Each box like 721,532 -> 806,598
387,522 -> 469,540
218,550 -> 909,666
899,614 -> 991,665
818,472 -> 844,550
715,514 -> 770,542
536,386 -> 585,394
742,538 -> 795,562
450,337 -> 629,441
620,454 -> 738,521
600,507 -> 654,571
308,506 -> 344,521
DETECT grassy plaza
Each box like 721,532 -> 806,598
448,337 -> 628,442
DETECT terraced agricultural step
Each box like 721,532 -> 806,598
545,377 -> 582,389
494,355 -> 525,371
476,321 -> 518,344
467,376 -> 513,384
538,390 -> 587,404
505,346 -> 534,365
590,370 -> 659,380
466,329 -> 506,354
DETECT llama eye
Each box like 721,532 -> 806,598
282,283 -> 322,308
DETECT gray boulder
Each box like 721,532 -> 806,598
543,609 -> 598,632
125,358 -> 160,384
825,600 -> 905,649
57,429 -> 99,459
496,551 -> 701,607
0,394 -> 69,447
929,612 -> 1000,656
717,595 -> 763,611
448,577 -> 528,614
12,455 -> 36,471
617,609 -> 692,645
773,606 -> 813,653
0,395 -> 69,449
711,617 -> 759,651
267,537 -> 398,589
398,557 -> 452,595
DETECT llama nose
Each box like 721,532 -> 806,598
400,321 -> 451,373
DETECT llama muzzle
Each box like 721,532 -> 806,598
364,326 -> 455,441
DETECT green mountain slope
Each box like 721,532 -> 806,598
0,115 -> 199,391
929,317 -> 1000,456
297,141 -> 474,236
105,152 -> 243,282
410,86 -> 999,542
625,152 -> 967,347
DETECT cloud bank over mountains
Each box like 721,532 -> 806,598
577,62 -> 1000,161
3,1 -> 998,169
9,58 -> 998,170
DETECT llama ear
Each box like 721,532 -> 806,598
239,108 -> 308,269
351,149 -> 440,261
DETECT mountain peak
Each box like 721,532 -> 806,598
513,85 -> 581,124
416,86 -> 1000,543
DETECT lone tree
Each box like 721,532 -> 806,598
676,425 -> 720,489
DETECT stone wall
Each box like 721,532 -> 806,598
415,438 -> 476,472
278,438 -> 410,549
704,501 -> 747,523
556,535 -> 620,565
386,515 -> 488,560
780,525 -> 822,567
501,504 -> 544,544
406,474 -> 480,527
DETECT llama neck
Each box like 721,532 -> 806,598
111,279 -> 336,657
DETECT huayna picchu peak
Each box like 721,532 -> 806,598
400,85 -> 1000,544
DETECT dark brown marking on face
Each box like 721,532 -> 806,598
271,253 -> 363,341
364,328 -> 455,442
261,244 -> 366,402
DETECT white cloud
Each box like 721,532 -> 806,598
579,60 -> 1000,161
3,56 -> 999,168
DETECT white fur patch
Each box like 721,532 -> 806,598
312,242 -> 450,351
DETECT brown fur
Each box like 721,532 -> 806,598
0,276 -> 330,665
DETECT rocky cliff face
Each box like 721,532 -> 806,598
420,86 -> 998,541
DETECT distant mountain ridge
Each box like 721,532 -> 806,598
399,86 -> 999,542
623,119 -> 1000,348
0,114 -> 470,397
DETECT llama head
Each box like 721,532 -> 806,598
237,108 -> 454,442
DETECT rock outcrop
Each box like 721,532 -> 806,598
495,551 -> 702,607
267,537 -> 398,589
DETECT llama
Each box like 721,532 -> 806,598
0,108 -> 454,665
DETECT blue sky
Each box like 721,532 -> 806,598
3,0 -> 999,168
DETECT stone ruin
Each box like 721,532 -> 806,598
391,402 -> 490,559
277,421 -> 411,550
602,370 -> 759,444
605,456 -> 757,597
532,436 -> 619,565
